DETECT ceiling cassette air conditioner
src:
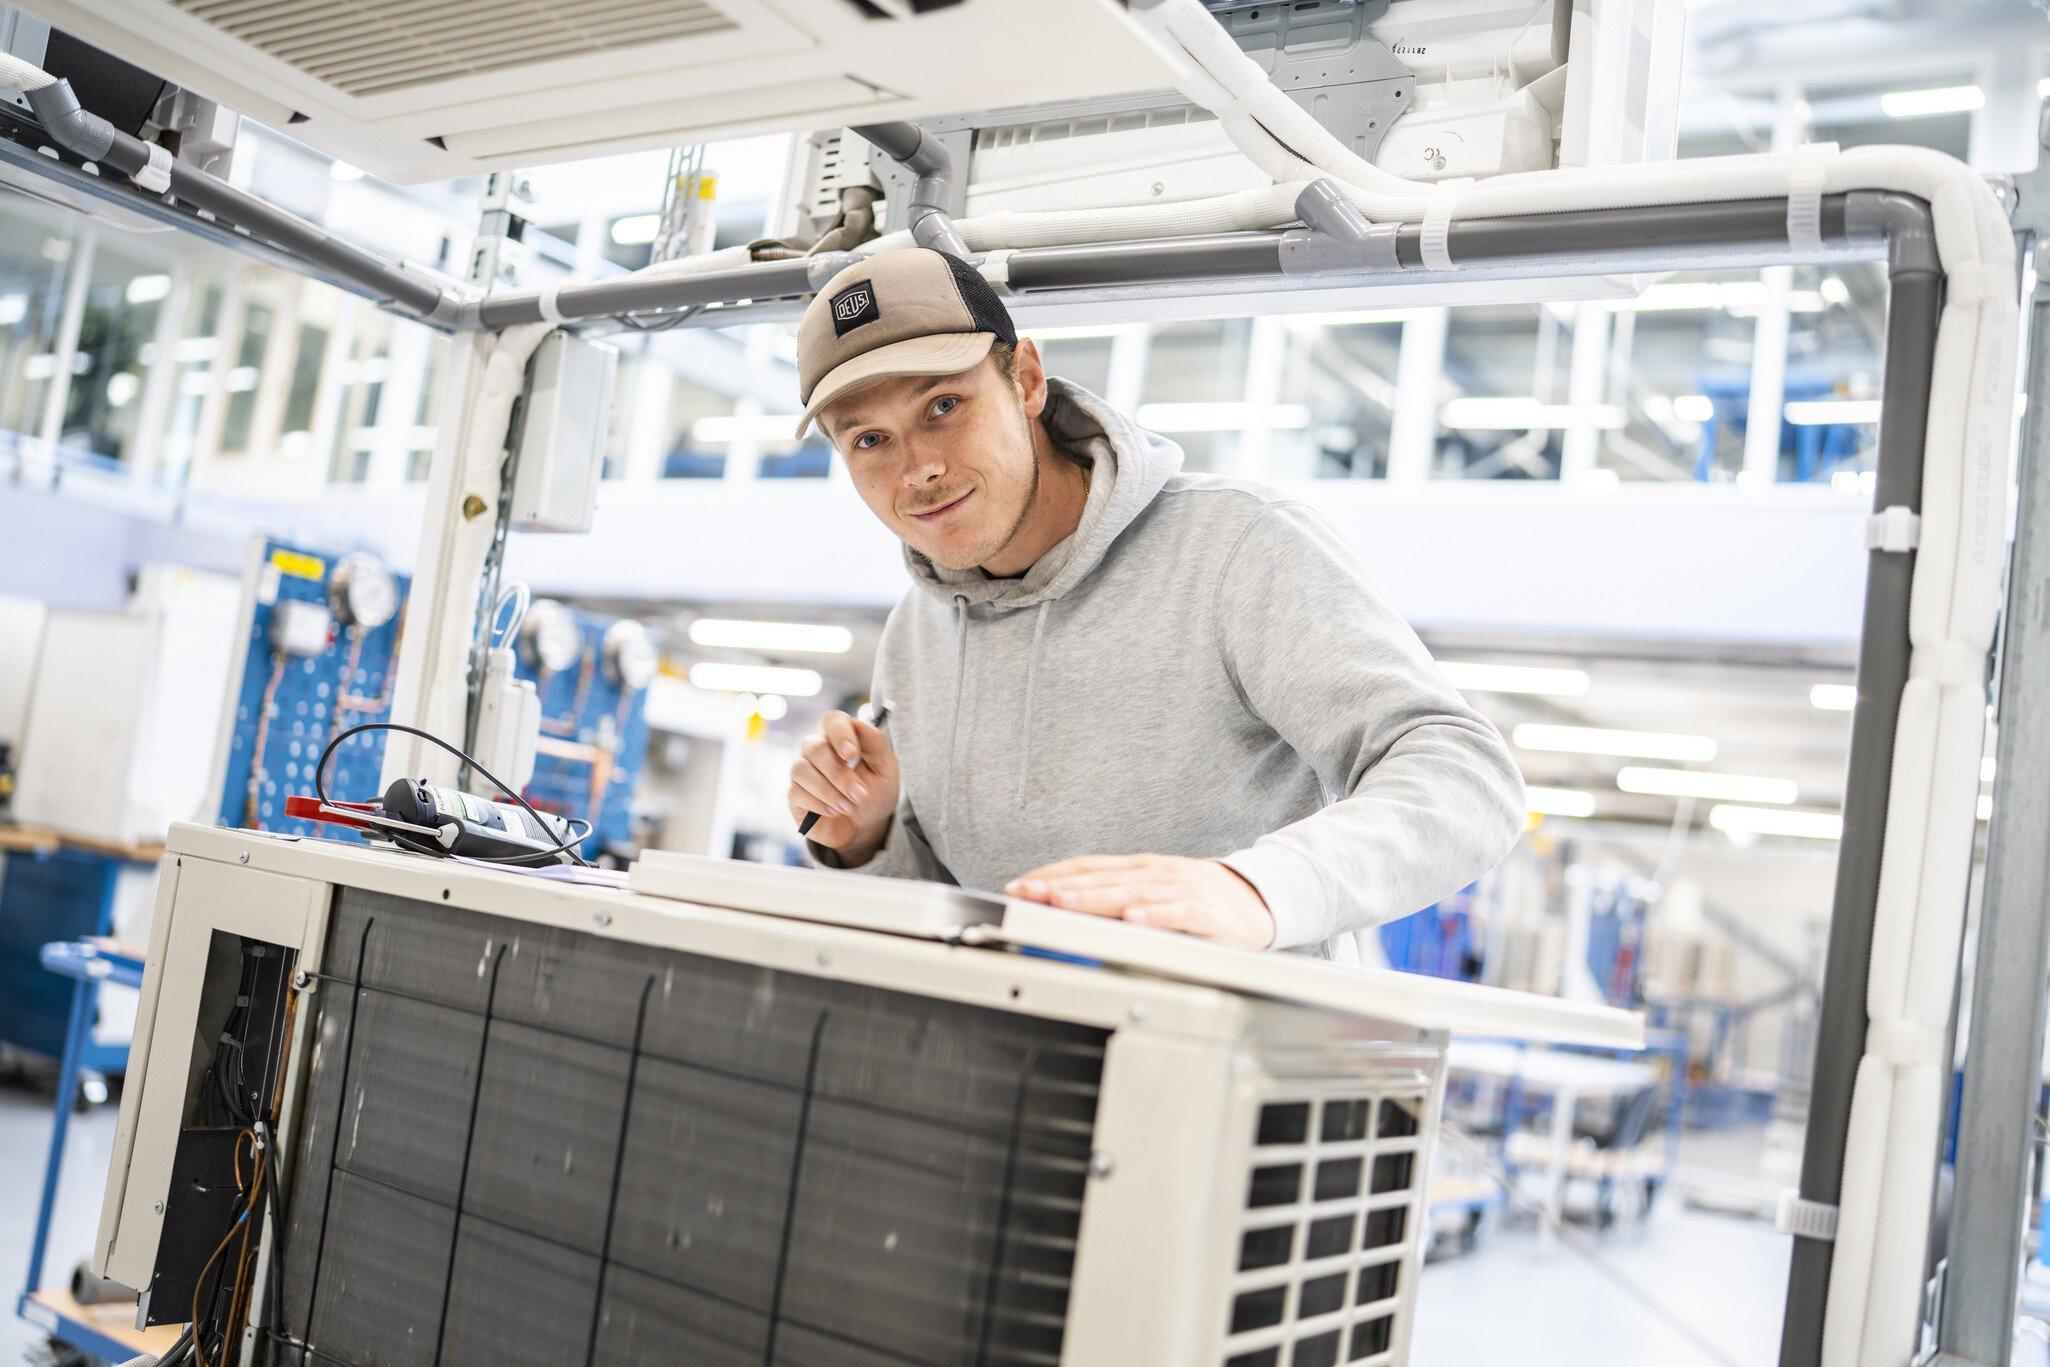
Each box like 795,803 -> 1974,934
14,0 -> 1188,183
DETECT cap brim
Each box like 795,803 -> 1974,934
795,332 -> 996,440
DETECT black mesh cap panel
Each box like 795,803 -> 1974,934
940,251 -> 1018,344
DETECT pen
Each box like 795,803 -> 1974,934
798,701 -> 890,838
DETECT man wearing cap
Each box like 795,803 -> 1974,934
786,247 -> 1524,962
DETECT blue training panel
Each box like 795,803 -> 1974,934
515,608 -> 653,858
217,540 -> 409,839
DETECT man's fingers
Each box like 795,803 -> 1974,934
1039,882 -> 1179,916
790,763 -> 853,817
1005,855 -> 1147,896
799,738 -> 869,805
850,718 -> 894,765
819,710 -> 863,765
1125,901 -> 1212,935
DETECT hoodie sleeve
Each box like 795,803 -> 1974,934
807,798 -> 956,883
1212,502 -> 1526,950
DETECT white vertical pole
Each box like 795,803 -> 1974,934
1104,324 -> 1150,414
1236,315 -> 1287,479
1970,50 -> 2038,173
1560,304 -> 1611,483
128,260 -> 191,489
1743,84 -> 1806,486
1387,307 -> 1447,484
36,224 -> 94,462
365,322 -> 432,489
621,349 -> 673,487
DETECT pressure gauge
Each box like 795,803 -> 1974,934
522,599 -> 584,674
328,553 -> 399,631
602,619 -> 659,691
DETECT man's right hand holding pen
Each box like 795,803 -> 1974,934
789,707 -> 898,865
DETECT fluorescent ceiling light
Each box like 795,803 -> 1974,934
1979,793 -> 1993,821
611,213 -> 661,246
1710,804 -> 1843,840
1810,683 -> 1857,712
1671,393 -> 1715,423
1527,786 -> 1597,818
1438,661 -> 1591,697
1983,755 -> 1996,782
688,618 -> 854,654
1820,276 -> 1851,306
1785,399 -> 1882,426
756,693 -> 789,722
1879,85 -> 1984,119
1512,723 -> 1716,762
0,294 -> 26,326
1617,766 -> 1799,805
1439,398 -> 1627,431
688,662 -> 822,698
104,372 -> 140,409
124,274 -> 171,304
690,413 -> 807,445
1134,402 -> 1311,433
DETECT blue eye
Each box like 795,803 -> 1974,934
932,395 -> 959,417
853,432 -> 884,450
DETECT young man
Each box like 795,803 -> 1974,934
786,247 -> 1524,962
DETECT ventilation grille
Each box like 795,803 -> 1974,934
171,0 -> 738,98
1223,1092 -> 1428,1367
278,888 -> 1107,1366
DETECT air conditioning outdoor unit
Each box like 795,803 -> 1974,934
90,828 -> 1635,1366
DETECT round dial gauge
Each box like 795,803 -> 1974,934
328,553 -> 399,631
602,619 -> 659,691
521,599 -> 584,674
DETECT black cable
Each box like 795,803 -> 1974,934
312,721 -> 592,867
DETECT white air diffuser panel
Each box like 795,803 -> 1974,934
20,0 -> 1187,182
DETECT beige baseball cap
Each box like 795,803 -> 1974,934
794,247 -> 1017,439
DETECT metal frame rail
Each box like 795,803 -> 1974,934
1,100 -> 2043,1361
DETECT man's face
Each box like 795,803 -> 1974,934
819,345 -> 1048,571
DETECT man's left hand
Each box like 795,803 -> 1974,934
1004,855 -> 1276,948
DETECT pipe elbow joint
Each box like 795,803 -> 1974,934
24,81 -> 115,163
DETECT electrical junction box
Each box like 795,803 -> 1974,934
509,331 -> 616,535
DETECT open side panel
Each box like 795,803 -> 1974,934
97,855 -> 331,1292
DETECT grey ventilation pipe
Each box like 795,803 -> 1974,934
850,121 -> 970,258
22,79 -> 466,325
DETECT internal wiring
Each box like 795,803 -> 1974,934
313,720 -> 594,867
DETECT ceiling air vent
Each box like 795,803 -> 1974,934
167,0 -> 738,98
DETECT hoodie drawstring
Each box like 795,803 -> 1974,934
943,594 -> 969,824
1015,602 -> 1050,808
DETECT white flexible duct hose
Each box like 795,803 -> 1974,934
0,52 -> 53,92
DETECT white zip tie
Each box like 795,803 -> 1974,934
1420,189 -> 1458,271
1909,639 -> 1984,690
1864,1017 -> 1946,1069
1776,1192 -> 1840,1242
1786,142 -> 1835,252
1865,506 -> 1920,552
131,142 -> 173,195
977,249 -> 1014,291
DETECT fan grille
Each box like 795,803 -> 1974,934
172,0 -> 737,97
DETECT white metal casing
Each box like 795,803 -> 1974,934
508,331 -> 617,535
946,0 -> 1686,222
99,826 -> 1636,1365
19,0 -> 1188,184
12,567 -> 240,844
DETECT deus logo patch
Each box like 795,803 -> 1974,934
830,281 -> 879,335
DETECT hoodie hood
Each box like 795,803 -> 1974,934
904,378 -> 1184,609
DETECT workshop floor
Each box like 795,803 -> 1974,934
0,1084 -> 1788,1367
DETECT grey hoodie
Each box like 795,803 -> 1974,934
820,379 -> 1526,963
